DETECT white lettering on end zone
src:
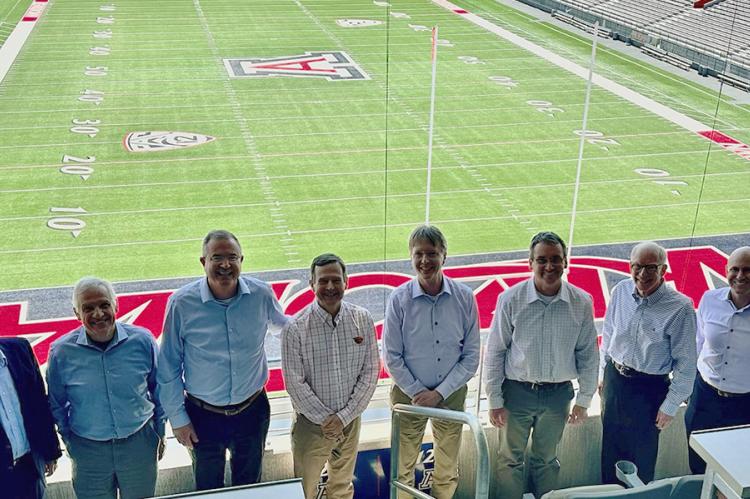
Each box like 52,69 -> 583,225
336,19 -> 383,27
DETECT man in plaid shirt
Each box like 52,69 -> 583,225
282,254 -> 379,499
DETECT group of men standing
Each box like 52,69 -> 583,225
1,226 -> 748,499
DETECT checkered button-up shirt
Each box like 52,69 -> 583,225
484,278 -> 599,410
281,300 -> 379,426
600,279 -> 697,416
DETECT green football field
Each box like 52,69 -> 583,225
1,0 -> 749,291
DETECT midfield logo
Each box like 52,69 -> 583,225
123,131 -> 215,152
224,51 -> 370,80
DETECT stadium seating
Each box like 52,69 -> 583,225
549,0 -> 750,80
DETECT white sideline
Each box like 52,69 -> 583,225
431,0 -> 741,142
0,1 -> 46,85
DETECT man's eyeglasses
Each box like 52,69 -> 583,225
209,255 -> 240,263
630,263 -> 662,274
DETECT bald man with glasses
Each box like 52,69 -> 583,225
599,241 -> 697,483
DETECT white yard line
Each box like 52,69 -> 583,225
433,0 -> 750,162
2,197 -> 748,255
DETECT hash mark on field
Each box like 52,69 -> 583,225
291,0 -> 539,234
193,0 -> 300,265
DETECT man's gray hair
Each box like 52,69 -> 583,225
202,229 -> 242,256
72,276 -> 117,312
408,224 -> 447,253
630,241 -> 667,266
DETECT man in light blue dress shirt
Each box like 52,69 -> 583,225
47,276 -> 165,499
600,241 -> 696,483
484,231 -> 598,499
158,230 -> 288,490
383,224 -> 481,499
685,246 -> 750,473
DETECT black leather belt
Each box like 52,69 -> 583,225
511,379 -> 570,391
612,361 -> 669,380
12,452 -> 33,469
702,376 -> 750,399
186,390 -> 262,416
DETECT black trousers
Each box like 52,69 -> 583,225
2,453 -> 43,499
684,375 -> 750,474
601,361 -> 668,484
186,391 -> 270,491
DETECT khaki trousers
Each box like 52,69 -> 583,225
291,413 -> 361,499
390,384 -> 468,499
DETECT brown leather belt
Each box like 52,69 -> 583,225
186,390 -> 263,416
612,361 -> 669,380
702,376 -> 750,399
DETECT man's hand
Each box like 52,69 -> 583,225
321,414 -> 344,440
567,405 -> 588,425
173,423 -> 199,449
158,437 -> 167,461
489,408 -> 509,428
598,381 -> 604,397
44,460 -> 58,477
655,411 -> 673,431
411,390 -> 443,408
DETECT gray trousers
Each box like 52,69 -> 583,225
67,421 -> 159,499
496,380 -> 574,499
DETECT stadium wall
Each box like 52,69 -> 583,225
46,410 -> 693,498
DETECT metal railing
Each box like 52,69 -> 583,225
390,404 -> 490,499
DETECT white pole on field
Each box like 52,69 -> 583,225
567,22 -> 599,265
425,26 -> 439,224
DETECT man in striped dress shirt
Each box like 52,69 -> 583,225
282,254 -> 379,499
485,231 -> 599,499
600,241 -> 697,483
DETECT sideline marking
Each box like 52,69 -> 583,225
0,0 -> 48,83
433,0 -> 750,162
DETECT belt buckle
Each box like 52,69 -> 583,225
716,389 -> 731,398
530,382 -> 541,390
223,406 -> 241,416
615,362 -> 630,377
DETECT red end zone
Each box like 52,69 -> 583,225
698,130 -> 750,161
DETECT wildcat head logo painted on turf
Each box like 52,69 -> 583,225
223,51 -> 370,80
123,131 -> 216,152
336,19 -> 383,27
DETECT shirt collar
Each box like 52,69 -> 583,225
411,276 -> 451,299
630,279 -> 667,304
199,276 -> 250,303
311,299 -> 347,326
75,322 -> 128,350
525,278 -> 570,304
724,288 -> 750,312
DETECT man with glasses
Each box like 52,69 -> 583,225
600,241 -> 696,483
158,230 -> 288,490
685,246 -> 750,473
383,224 -> 480,499
484,231 -> 598,499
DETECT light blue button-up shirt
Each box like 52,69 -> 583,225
0,350 -> 30,460
600,279 -> 697,416
158,276 -> 289,429
383,276 -> 480,399
484,278 -> 599,409
697,287 -> 750,394
46,322 -> 164,442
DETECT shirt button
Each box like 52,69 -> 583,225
436,340 -> 440,344
434,322 -> 438,325
722,378 -> 726,381
730,329 -> 733,332
437,358 -> 441,362
727,346 -> 731,350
